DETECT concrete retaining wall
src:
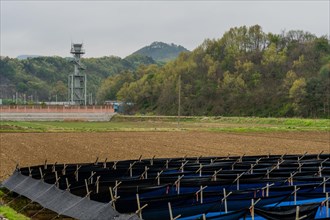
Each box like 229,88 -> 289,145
0,105 -> 116,121
0,105 -> 114,113
0,112 -> 116,121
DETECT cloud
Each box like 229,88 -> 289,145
1,1 -> 329,58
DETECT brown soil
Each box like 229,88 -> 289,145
1,131 -> 329,180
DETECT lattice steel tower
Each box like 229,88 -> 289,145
68,43 -> 87,105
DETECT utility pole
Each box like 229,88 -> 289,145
178,74 -> 181,128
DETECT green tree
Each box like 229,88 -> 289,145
51,81 -> 67,101
289,78 -> 307,116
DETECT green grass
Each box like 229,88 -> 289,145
0,189 -> 30,220
0,206 -> 30,220
0,115 -> 329,133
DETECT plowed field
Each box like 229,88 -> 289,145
1,131 -> 329,180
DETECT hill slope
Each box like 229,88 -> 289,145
0,55 -> 156,103
114,25 -> 330,117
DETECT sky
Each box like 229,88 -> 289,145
1,1 -> 329,58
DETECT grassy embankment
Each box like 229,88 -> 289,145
0,115 -> 329,132
0,189 -> 30,220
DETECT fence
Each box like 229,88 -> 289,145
0,105 -> 114,113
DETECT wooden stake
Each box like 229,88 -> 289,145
103,158 -> 108,168
266,169 -> 270,179
196,163 -> 203,177
324,177 -> 326,193
66,178 -> 71,191
39,167 -> 44,180
251,199 -> 255,220
112,161 -> 118,170
297,163 -> 303,173
317,151 -> 324,160
234,173 -> 244,190
250,198 -> 261,220
140,166 -> 149,179
74,165 -> 81,181
298,152 -> 307,162
62,164 -> 68,175
144,166 -> 148,179
294,185 -> 297,205
195,155 -> 202,164
287,172 -> 297,186
174,175 -> 184,195
318,166 -> 324,177
15,163 -> 20,171
94,157 -> 99,165
211,168 -> 222,181
239,154 -> 245,162
95,176 -> 100,194
295,206 -> 299,220
113,180 -> 122,197
109,187 -> 120,210
136,194 -> 148,219
85,179 -> 91,197
222,188 -> 232,213
168,202 -> 181,220
326,192 -> 329,218
180,161 -> 188,173
44,159 -> 48,170
262,183 -> 275,197
55,171 -> 59,188
89,171 -> 96,184
231,159 -> 239,170
52,162 -> 57,172
156,171 -> 163,185
129,162 -> 137,177
196,186 -> 207,204
321,158 -> 329,168
150,155 -> 155,166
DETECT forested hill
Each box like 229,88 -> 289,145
132,42 -> 189,62
0,54 -> 156,102
1,25 -> 329,118
103,25 -> 330,118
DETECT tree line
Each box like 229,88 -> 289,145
101,25 -> 329,118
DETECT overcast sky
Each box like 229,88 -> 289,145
1,1 -> 329,58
